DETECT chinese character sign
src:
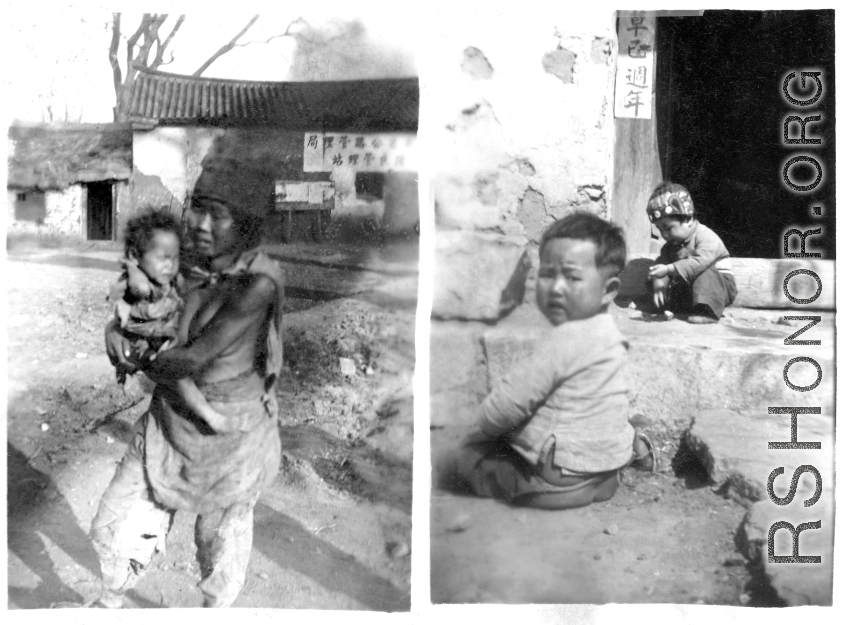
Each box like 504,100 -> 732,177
614,13 -> 656,119
303,132 -> 417,173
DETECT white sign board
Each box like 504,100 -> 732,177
274,181 -> 334,211
303,132 -> 417,173
614,12 -> 656,119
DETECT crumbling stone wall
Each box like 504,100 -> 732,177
43,186 -> 82,235
430,9 -> 617,320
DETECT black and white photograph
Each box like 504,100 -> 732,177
2,1 -> 841,622
429,6 -> 836,608
5,5 -> 417,611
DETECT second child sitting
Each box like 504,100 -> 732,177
436,212 -> 654,510
111,209 -> 229,432
646,182 -> 737,324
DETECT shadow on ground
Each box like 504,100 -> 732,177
253,502 -> 410,611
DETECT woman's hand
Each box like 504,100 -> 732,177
105,319 -> 139,377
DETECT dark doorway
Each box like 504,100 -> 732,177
86,182 -> 113,240
655,10 -> 835,259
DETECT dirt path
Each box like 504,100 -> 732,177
6,240 -> 416,610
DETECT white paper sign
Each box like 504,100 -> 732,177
614,12 -> 656,119
275,181 -> 335,211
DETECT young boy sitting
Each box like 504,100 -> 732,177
111,209 -> 227,432
437,212 -> 653,510
646,182 -> 736,324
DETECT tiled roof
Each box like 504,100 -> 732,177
7,122 -> 132,189
128,68 -> 418,131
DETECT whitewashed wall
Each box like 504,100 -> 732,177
428,7 -> 617,242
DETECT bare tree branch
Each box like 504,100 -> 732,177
192,15 -> 259,76
125,14 -> 147,68
136,14 -> 167,68
108,13 -> 123,96
234,33 -> 290,48
158,15 -> 185,61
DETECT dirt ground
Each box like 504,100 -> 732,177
6,234 -> 417,610
430,456 -> 770,605
429,308 -> 790,607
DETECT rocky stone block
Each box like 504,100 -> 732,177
432,231 -> 531,321
743,495 -> 833,605
627,337 -> 833,432
685,409 -> 834,502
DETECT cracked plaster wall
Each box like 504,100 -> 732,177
431,9 -> 616,245
132,127 -> 226,216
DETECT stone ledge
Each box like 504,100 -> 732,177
481,326 -> 833,430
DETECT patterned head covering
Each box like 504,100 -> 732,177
646,182 -> 695,223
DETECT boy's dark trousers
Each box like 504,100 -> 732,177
437,439 -> 621,510
668,266 -> 737,318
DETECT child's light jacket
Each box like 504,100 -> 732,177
478,313 -> 634,474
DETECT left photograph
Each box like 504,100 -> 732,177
6,10 -> 417,610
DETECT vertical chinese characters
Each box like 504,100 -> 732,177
615,13 -> 655,119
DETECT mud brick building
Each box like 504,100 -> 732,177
7,122 -> 132,240
125,68 -> 419,241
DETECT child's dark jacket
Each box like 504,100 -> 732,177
657,221 -> 733,282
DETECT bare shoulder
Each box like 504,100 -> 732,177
227,273 -> 277,308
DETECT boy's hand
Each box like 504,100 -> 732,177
652,276 -> 669,309
648,263 -> 671,279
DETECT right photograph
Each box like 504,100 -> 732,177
429,8 -> 835,606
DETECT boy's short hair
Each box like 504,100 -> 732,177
539,212 -> 626,277
124,208 -> 182,258
647,181 -> 695,223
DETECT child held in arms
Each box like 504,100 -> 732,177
646,182 -> 736,324
111,209 -> 227,431
437,212 -> 654,510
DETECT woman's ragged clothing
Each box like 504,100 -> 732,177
91,248 -> 286,608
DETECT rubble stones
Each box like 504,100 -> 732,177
685,409 -> 834,502
743,496 -> 833,606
